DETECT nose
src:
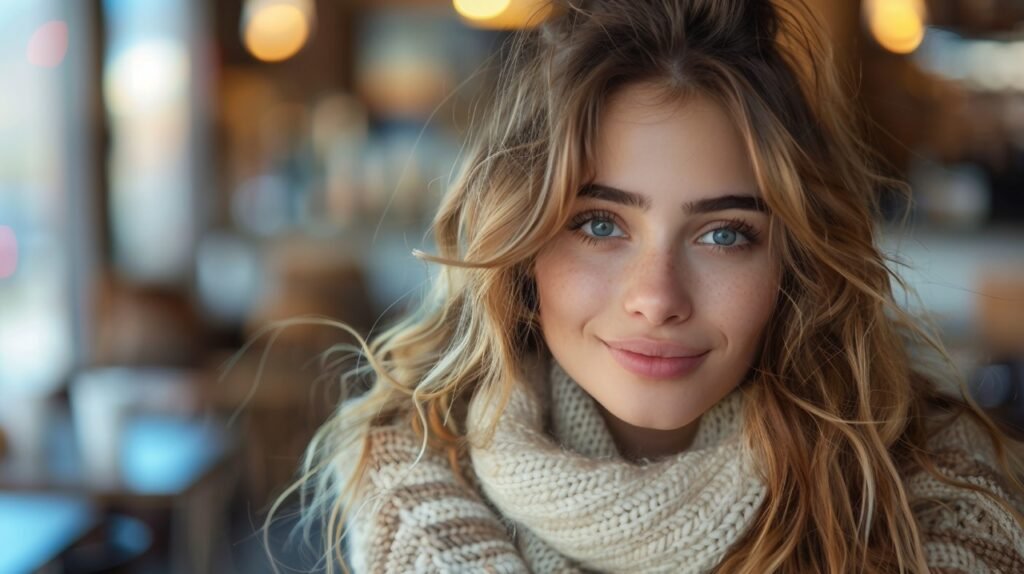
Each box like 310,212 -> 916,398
621,250 -> 693,325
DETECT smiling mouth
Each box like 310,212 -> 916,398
602,339 -> 710,379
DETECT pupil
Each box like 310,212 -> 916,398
713,229 -> 737,245
592,220 -> 613,236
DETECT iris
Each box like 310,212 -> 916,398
711,228 -> 737,245
590,219 -> 616,237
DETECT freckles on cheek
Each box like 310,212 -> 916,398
535,246 -> 614,328
695,258 -> 779,337
726,265 -> 780,326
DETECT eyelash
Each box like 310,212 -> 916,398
567,209 -> 761,252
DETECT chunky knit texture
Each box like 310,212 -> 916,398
343,360 -> 1024,573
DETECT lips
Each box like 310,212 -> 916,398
603,338 -> 709,379
604,338 -> 706,358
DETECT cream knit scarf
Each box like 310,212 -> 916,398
348,359 -> 1024,572
465,361 -> 767,573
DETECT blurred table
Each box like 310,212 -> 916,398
0,410 -> 238,574
0,493 -> 98,574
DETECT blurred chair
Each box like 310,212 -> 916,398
201,346 -> 344,512
246,235 -> 378,346
201,236 -> 376,510
92,272 -> 208,368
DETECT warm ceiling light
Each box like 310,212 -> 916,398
453,0 -> 512,22
242,0 -> 315,63
864,0 -> 926,55
456,0 -> 554,29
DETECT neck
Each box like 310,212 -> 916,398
596,404 -> 702,462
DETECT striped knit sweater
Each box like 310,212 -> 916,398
342,361 -> 1024,573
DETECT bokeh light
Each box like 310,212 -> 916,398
242,1 -> 314,63
453,0 -> 512,21
454,0 -> 552,29
864,0 -> 926,55
0,226 -> 19,279
103,40 -> 189,117
915,28 -> 1024,93
26,20 -> 68,68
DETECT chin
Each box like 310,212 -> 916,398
606,401 -> 699,431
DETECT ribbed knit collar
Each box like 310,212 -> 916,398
467,359 -> 768,573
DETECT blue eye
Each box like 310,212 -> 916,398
712,228 -> 737,245
571,212 -> 625,239
697,226 -> 751,248
586,218 -> 621,237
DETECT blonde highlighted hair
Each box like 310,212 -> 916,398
266,1 -> 1024,572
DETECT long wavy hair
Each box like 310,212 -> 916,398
268,0 -> 1024,572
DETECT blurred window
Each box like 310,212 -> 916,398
0,1 -> 76,392
103,0 -> 205,283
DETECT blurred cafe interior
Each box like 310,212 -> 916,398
0,0 -> 1023,572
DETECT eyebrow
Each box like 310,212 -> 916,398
577,183 -> 768,214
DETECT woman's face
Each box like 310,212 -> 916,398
534,84 -> 780,437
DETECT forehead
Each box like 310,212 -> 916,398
592,83 -> 759,201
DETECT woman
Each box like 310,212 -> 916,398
283,0 -> 1024,571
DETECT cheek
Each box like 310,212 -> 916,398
696,257 -> 779,346
533,242 -> 616,334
